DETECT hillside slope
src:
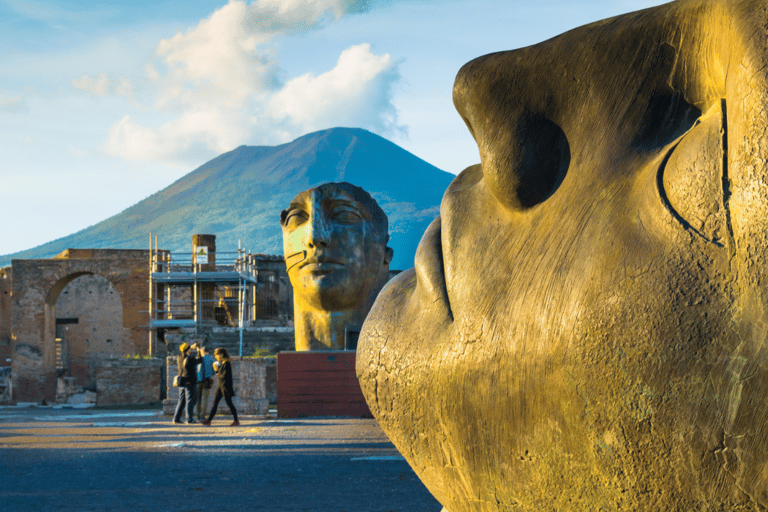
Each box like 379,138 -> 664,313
1,128 -> 455,270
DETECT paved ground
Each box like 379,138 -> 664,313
0,406 -> 442,512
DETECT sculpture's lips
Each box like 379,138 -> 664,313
299,259 -> 344,273
410,165 -> 488,323
413,216 -> 453,321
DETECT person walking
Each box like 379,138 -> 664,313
201,348 -> 239,427
173,342 -> 202,425
195,345 -> 215,421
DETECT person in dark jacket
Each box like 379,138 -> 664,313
173,342 -> 202,424
201,347 -> 239,426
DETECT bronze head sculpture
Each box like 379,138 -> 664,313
281,182 -> 393,350
357,0 -> 768,509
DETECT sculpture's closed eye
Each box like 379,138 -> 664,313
658,101 -> 730,247
283,209 -> 309,230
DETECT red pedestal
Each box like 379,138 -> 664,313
277,351 -> 372,418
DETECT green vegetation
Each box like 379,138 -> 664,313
123,354 -> 158,360
245,345 -> 276,359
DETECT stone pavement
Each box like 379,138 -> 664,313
0,405 -> 442,512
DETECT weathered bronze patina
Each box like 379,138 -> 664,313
282,182 -> 393,350
357,0 -> 768,509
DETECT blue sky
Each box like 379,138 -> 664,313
0,0 -> 667,255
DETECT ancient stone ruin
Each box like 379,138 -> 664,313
1,236 -> 294,406
6,249 -> 149,403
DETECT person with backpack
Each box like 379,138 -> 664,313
172,342 -> 202,424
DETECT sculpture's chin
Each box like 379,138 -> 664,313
358,149 -> 768,511
357,165 -> 509,510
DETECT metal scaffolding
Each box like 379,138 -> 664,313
148,238 -> 260,356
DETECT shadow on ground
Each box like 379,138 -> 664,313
0,406 -> 442,512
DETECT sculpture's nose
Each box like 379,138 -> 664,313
453,50 -> 570,212
306,208 -> 332,249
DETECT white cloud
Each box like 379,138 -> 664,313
72,73 -> 110,97
115,77 -> 137,103
151,1 -> 276,112
104,109 -> 251,163
103,0 -> 403,165
6,0 -> 77,24
242,0 -> 375,34
148,0 -> 377,112
72,73 -> 136,103
267,43 -> 402,138
6,0 -> 130,27
0,95 -> 28,113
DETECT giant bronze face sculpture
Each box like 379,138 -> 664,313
282,182 -> 393,350
357,0 -> 768,509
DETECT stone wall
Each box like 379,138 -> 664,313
164,328 -> 293,359
6,247 -> 291,404
163,356 -> 269,417
10,249 -> 150,402
246,254 -> 293,323
263,359 -> 277,404
0,267 -> 11,367
0,367 -> 11,404
57,274 -> 130,390
96,358 -> 163,406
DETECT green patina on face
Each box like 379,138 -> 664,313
357,1 -> 768,510
281,182 -> 392,350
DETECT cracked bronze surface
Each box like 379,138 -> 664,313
357,0 -> 768,509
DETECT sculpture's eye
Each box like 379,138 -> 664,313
328,204 -> 363,224
658,101 -> 728,247
283,209 -> 309,230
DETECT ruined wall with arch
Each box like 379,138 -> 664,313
0,267 -> 12,366
10,249 -> 149,402
56,273 -> 128,390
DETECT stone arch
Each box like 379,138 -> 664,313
10,250 -> 150,402
45,271 -> 92,307
41,272 -> 93,395
53,273 -> 126,390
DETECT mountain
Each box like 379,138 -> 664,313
1,128 -> 455,270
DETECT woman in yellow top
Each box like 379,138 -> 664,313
201,348 -> 239,426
